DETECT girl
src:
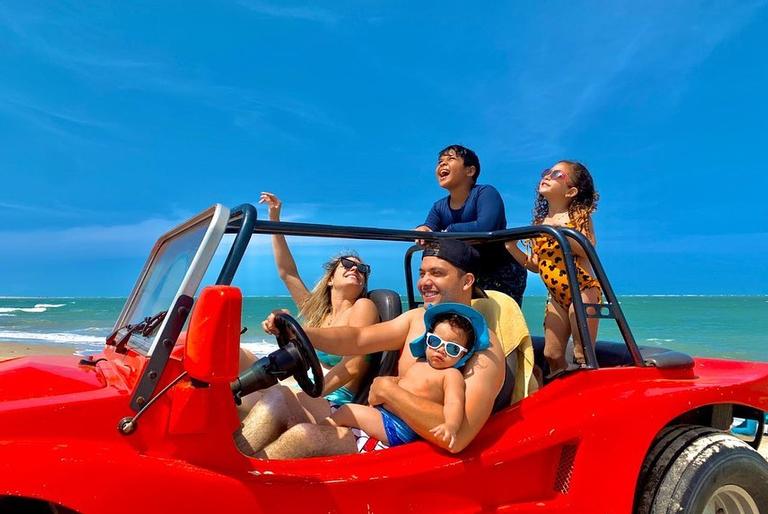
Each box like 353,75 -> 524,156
506,161 -> 600,375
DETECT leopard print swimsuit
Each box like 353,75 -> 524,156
532,226 -> 600,308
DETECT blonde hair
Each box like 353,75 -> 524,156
298,252 -> 368,327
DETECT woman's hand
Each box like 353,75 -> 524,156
258,192 -> 282,222
260,309 -> 291,336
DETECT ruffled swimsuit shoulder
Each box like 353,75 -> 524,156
532,223 -> 600,308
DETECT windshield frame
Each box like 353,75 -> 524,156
113,204 -> 230,356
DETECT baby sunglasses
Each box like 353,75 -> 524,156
339,257 -> 371,276
425,333 -> 469,358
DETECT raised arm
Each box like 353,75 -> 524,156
370,331 -> 505,453
259,192 -> 311,306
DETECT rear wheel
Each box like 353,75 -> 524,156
636,426 -> 768,514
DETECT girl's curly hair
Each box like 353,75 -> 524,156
532,161 -> 599,241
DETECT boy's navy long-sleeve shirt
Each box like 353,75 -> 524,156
423,184 -> 506,233
422,184 -> 510,268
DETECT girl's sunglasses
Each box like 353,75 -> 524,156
339,257 -> 371,276
541,168 -> 568,181
425,333 -> 469,358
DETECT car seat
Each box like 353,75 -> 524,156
351,289 -> 403,404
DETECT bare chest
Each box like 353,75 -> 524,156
398,363 -> 446,403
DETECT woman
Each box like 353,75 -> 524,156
238,192 -> 379,415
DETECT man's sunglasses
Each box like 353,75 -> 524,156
425,333 -> 469,358
541,168 -> 568,181
339,257 -> 371,276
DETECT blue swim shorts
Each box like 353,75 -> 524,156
376,406 -> 419,446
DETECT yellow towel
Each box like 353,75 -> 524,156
472,290 -> 536,403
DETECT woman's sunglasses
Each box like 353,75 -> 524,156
541,168 -> 568,181
425,333 -> 469,358
339,257 -> 371,276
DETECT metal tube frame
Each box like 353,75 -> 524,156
222,205 -> 643,369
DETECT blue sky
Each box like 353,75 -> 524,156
0,1 -> 766,297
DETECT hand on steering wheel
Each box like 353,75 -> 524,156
272,312 -> 324,398
261,309 -> 289,336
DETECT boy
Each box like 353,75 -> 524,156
416,145 -> 527,305
322,303 -> 489,449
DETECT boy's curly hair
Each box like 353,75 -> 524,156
532,161 -> 599,241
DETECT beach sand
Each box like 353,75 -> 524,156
0,341 -> 81,360
1,341 -> 766,460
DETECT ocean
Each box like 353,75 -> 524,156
1,296 -> 766,361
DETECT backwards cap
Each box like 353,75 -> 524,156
422,239 -> 480,275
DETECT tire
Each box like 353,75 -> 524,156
635,425 -> 720,514
636,428 -> 768,513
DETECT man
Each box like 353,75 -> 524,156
236,239 -> 506,459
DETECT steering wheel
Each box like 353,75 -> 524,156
273,313 -> 324,398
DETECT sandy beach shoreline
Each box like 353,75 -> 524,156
0,341 -> 82,360
1,340 -> 766,460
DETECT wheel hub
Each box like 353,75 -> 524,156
704,485 -> 760,514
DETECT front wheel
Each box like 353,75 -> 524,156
637,428 -> 768,513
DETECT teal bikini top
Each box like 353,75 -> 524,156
316,349 -> 343,368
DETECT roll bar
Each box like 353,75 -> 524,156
223,205 -> 643,369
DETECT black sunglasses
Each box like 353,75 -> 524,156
339,257 -> 371,276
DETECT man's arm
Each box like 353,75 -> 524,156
303,309 -> 418,356
370,331 -> 505,453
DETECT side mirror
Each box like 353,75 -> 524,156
184,286 -> 241,383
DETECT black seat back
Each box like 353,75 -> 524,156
492,350 -> 517,412
367,289 -> 403,323
351,289 -> 403,404
531,336 -> 694,375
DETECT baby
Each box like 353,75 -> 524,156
323,303 -> 490,449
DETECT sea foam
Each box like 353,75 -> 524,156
241,340 -> 280,358
0,303 -> 67,313
0,307 -> 47,313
